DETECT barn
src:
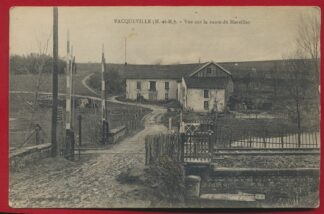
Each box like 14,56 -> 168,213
124,62 -> 234,113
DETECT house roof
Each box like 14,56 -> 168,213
184,77 -> 227,89
188,61 -> 232,77
124,61 -> 233,81
123,63 -> 203,80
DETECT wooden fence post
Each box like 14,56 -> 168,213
145,139 -> 148,165
35,124 -> 41,145
298,131 -> 301,148
180,133 -> 185,163
281,132 -> 284,148
208,131 -> 213,162
78,115 -> 82,147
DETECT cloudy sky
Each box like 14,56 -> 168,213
10,6 -> 320,64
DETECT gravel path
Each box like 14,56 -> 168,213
9,80 -> 167,208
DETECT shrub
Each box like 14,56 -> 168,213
144,156 -> 185,206
88,68 -> 125,95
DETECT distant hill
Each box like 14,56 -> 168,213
77,59 -> 308,79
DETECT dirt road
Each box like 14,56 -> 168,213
9,87 -> 167,208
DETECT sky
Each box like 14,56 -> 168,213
10,6 -> 320,64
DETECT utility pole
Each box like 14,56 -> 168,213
51,7 -> 58,157
65,30 -> 74,160
101,45 -> 109,144
65,30 -> 71,130
124,38 -> 127,65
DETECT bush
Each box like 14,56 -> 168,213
144,156 -> 185,206
88,68 -> 125,95
116,156 -> 185,207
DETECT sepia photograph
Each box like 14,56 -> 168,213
8,6 -> 320,208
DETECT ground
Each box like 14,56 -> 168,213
9,70 -> 168,208
9,97 -> 167,208
9,71 -> 151,149
8,71 -> 320,208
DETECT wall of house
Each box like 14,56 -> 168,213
126,79 -> 178,100
225,79 -> 234,103
179,77 -> 188,108
186,89 -> 225,112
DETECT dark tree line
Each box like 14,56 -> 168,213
10,54 -> 65,74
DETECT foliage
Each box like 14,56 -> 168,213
10,54 -> 65,74
88,67 -> 125,95
144,156 -> 185,205
116,156 -> 185,207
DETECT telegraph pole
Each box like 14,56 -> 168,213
65,31 -> 71,131
124,38 -> 127,65
51,7 -> 58,157
101,45 -> 109,144
65,30 -> 75,160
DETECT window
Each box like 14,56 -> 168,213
204,90 -> 209,98
165,82 -> 169,90
149,81 -> 156,91
207,67 -> 212,74
165,93 -> 169,100
204,101 -> 209,110
136,81 -> 141,90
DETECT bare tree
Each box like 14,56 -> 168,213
296,11 -> 320,112
283,55 -> 310,138
280,11 -> 320,146
20,33 -> 53,147
270,63 -> 281,98
296,12 -> 320,81
29,33 -> 52,123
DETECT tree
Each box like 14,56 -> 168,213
295,11 -> 320,113
281,10 -> 320,145
88,67 -> 125,95
104,68 -> 125,95
296,12 -> 320,85
270,63 -> 281,98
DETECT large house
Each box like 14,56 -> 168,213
124,62 -> 234,113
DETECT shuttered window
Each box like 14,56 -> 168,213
204,101 -> 209,110
204,90 -> 209,98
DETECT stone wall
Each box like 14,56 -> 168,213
184,165 -> 320,207
109,126 -> 127,144
9,143 -> 52,171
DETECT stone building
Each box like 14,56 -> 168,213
124,62 -> 234,113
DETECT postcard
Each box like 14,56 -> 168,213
8,6 -> 320,208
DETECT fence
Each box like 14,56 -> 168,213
145,134 -> 183,165
145,131 -> 320,165
183,121 -> 320,149
76,106 -> 145,145
214,129 -> 320,149
10,124 -> 48,149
